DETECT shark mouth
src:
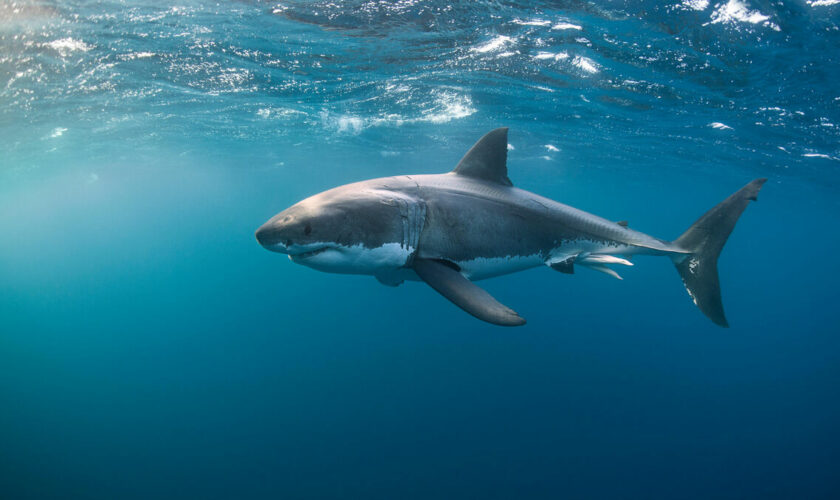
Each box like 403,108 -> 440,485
289,245 -> 332,261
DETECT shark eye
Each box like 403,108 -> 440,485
304,223 -> 312,236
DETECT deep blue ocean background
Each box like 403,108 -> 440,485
2,1 -> 840,498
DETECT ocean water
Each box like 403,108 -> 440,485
2,0 -> 840,498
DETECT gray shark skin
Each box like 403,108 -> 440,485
256,128 -> 765,327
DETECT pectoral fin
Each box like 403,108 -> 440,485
413,258 -> 526,327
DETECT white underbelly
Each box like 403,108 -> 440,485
455,254 -> 545,281
293,242 -> 411,275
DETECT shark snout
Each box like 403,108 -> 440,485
255,223 -> 290,253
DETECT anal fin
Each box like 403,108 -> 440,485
413,258 -> 526,326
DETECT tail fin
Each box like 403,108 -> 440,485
672,178 -> 767,327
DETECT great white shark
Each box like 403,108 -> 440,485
256,128 -> 765,327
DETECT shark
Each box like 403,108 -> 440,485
256,128 -> 765,327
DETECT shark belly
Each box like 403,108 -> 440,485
455,254 -> 546,281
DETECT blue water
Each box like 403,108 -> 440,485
2,1 -> 840,498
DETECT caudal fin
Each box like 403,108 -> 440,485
672,178 -> 767,327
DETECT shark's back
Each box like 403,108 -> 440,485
410,172 -> 677,261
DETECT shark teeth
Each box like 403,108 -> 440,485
289,246 -> 331,260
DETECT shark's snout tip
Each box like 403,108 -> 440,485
256,223 -> 293,254
255,223 -> 281,250
255,225 -> 268,246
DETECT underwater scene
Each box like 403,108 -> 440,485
2,1 -> 839,498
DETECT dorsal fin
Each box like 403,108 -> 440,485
452,128 -> 513,186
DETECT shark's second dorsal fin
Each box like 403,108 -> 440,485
452,127 -> 513,186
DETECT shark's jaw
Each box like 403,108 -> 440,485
288,242 -> 412,275
288,246 -> 330,260
259,241 -> 333,260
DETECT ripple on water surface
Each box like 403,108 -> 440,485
0,0 -> 838,181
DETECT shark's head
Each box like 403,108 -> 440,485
255,183 -> 415,274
